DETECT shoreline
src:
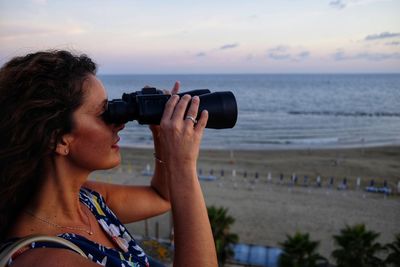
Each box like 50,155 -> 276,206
119,141 -> 400,152
90,145 -> 400,259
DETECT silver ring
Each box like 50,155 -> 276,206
185,115 -> 197,124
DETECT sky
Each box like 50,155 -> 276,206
0,0 -> 399,74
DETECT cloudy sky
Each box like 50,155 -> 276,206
0,0 -> 399,74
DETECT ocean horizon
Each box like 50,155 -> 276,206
99,73 -> 400,150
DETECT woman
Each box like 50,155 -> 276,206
0,50 -> 217,266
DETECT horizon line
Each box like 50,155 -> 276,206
98,72 -> 400,76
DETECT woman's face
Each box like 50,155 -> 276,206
66,74 -> 124,172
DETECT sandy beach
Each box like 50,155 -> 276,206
89,146 -> 400,259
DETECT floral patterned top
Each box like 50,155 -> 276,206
2,187 -> 150,267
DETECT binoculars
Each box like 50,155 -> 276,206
102,87 -> 238,129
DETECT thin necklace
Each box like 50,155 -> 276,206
25,206 -> 94,235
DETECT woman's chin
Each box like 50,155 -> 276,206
103,155 -> 122,170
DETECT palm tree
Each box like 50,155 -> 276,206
207,206 -> 239,266
278,232 -> 328,267
332,224 -> 384,267
385,233 -> 400,267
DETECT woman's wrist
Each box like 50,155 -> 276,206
166,161 -> 197,178
153,152 -> 165,164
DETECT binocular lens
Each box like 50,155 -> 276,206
197,91 -> 237,129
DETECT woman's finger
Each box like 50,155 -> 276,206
162,81 -> 180,95
195,110 -> 208,132
161,94 -> 180,122
171,81 -> 180,95
171,94 -> 191,122
184,96 -> 200,128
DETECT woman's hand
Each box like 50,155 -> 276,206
158,94 -> 208,170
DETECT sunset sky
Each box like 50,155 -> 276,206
1,0 -> 399,74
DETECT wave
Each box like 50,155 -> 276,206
288,111 -> 400,117
240,137 -> 339,145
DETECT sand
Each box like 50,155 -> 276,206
89,146 -> 400,260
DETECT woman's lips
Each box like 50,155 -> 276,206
111,137 -> 120,148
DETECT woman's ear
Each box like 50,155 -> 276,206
55,134 -> 73,156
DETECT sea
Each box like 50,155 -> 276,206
98,74 -> 400,150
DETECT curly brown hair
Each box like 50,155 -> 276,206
0,50 -> 97,241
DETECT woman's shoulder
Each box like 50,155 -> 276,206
10,247 -> 99,267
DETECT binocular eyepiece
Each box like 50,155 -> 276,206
102,87 -> 238,129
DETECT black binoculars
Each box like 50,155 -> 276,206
102,87 -> 238,129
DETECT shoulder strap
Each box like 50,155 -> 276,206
0,235 -> 87,267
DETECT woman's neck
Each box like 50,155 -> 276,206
28,155 -> 90,222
